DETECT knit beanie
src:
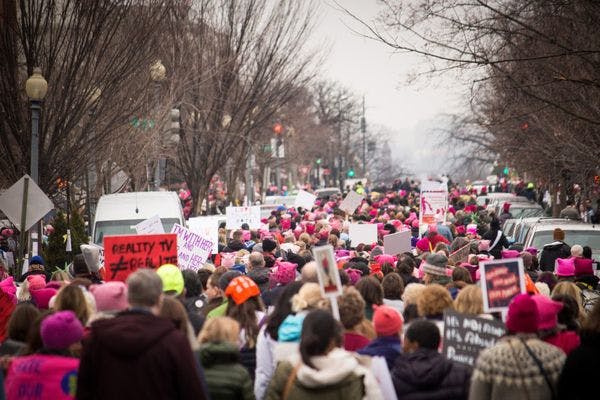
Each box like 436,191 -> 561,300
0,277 -> 16,303
501,250 -> 520,259
30,288 -> 57,310
574,258 -> 594,277
225,276 -> 260,305
156,264 -> 184,295
373,305 -> 403,336
422,253 -> 448,276
269,261 -> 297,286
506,294 -> 538,334
41,310 -> 84,350
532,295 -> 562,330
26,275 -> 46,291
90,282 -> 129,312
555,258 -> 575,277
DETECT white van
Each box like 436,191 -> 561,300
92,192 -> 185,245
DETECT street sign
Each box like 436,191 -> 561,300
0,175 -> 53,231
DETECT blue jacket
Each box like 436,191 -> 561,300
358,335 -> 401,369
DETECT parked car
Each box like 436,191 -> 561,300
315,187 -> 341,200
508,203 -> 544,219
523,219 -> 600,260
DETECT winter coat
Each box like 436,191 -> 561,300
248,267 -> 271,294
469,335 -> 565,400
0,339 -> 25,356
255,326 -> 278,400
481,229 -> 509,260
199,342 -> 255,400
76,310 -> 208,400
383,298 -> 404,315
261,286 -> 285,308
6,354 -> 79,400
392,348 -> 471,400
344,332 -> 370,352
358,335 -> 401,370
544,331 -> 580,355
558,332 -> 600,400
265,348 -> 382,400
539,241 -> 571,272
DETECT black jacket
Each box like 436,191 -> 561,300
539,241 -> 571,271
481,229 -> 509,260
558,332 -> 600,400
392,348 -> 471,400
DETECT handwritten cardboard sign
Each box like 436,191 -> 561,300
171,223 -> 213,271
226,206 -> 261,229
348,223 -> 378,248
480,258 -> 526,313
313,245 -> 343,297
448,243 -> 471,265
187,216 -> 222,254
443,309 -> 506,366
419,180 -> 448,229
103,234 -> 177,281
339,190 -> 363,214
135,214 -> 165,235
383,230 -> 412,255
294,190 -> 317,210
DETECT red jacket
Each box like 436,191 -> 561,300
545,331 -> 581,355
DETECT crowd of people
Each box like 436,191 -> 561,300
0,184 -> 597,399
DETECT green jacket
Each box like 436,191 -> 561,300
207,298 -> 228,319
265,360 -> 365,400
199,342 -> 255,400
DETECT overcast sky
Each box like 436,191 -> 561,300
311,0 -> 467,177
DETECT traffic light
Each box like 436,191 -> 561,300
347,168 -> 355,178
316,158 -> 322,165
503,167 -> 509,175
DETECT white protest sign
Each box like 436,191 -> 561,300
339,190 -> 363,214
171,223 -> 214,271
0,174 -> 54,231
383,230 -> 412,255
135,214 -> 165,235
419,180 -> 448,230
226,206 -> 261,229
348,223 -> 378,248
371,356 -> 398,400
294,190 -> 317,210
187,216 -> 222,254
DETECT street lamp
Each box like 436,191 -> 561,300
150,60 -> 166,191
25,68 -> 48,184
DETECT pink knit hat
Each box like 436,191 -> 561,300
270,261 -> 297,286
41,310 -> 84,349
30,288 -> 57,309
501,250 -> 520,259
574,258 -> 594,277
26,275 -> 46,291
478,240 -> 490,252
90,282 -> 129,312
532,294 -> 563,330
375,254 -> 396,266
0,277 -> 16,303
506,294 -> 538,334
220,253 -> 236,268
555,258 -> 575,277
466,224 -> 478,235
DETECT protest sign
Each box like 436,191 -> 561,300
135,214 -> 165,235
5,355 -> 79,399
103,233 -> 177,281
443,309 -> 506,366
187,216 -> 222,254
448,243 -> 471,265
480,258 -> 526,313
313,245 -> 343,297
339,190 -> 364,214
0,174 -> 53,231
226,206 -> 261,229
171,223 -> 213,271
348,223 -> 377,248
383,231 -> 411,255
419,180 -> 448,229
294,190 -> 317,210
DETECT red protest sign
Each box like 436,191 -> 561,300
480,258 -> 526,313
103,234 -> 178,282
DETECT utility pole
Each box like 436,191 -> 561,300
361,96 -> 366,177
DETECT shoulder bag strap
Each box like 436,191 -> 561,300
282,363 -> 301,400
520,338 -> 557,400
489,231 -> 502,251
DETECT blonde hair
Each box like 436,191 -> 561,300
401,283 -> 426,305
454,285 -> 484,315
552,281 -> 585,321
198,316 -> 240,346
417,284 -> 453,317
51,270 -> 72,282
235,249 -> 249,265
291,283 -> 328,313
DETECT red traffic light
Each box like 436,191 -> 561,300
273,123 -> 283,135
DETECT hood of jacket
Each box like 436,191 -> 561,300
543,241 -> 568,251
393,348 -> 453,388
295,348 -> 364,388
90,310 -> 176,358
199,342 -> 240,367
278,314 -> 305,342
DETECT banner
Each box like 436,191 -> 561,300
443,309 -> 506,366
171,223 -> 214,271
383,231 -> 412,255
448,243 -> 471,265
294,190 -> 317,210
103,233 -> 177,281
187,216 -> 223,254
419,180 -> 448,229
226,206 -> 261,229
480,258 -> 526,313
348,223 -> 378,248
135,214 -> 165,235
339,190 -> 363,214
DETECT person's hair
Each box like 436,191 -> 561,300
299,310 -> 343,369
405,319 -> 441,350
7,303 -> 41,342
182,270 -> 202,298
454,285 -> 484,315
159,296 -> 190,337
582,246 -> 592,259
571,245 -> 584,257
380,262 -> 396,276
337,286 -> 366,330
490,218 -> 500,231
249,252 -> 265,269
403,303 -> 420,324
433,243 -> 449,256
127,269 -> 163,308
226,295 -> 265,348
402,283 -> 426,305
54,285 -> 90,325
265,281 -> 303,340
382,273 -> 404,300
452,266 -> 473,284
197,269 -> 211,291
552,281 -> 585,320
537,271 -> 558,292
450,237 -> 469,253
198,316 -> 240,345
232,230 -> 243,241
301,262 -> 318,283
355,276 -> 384,306
50,270 -> 72,282
552,293 -> 580,332
208,266 -> 228,289
582,300 -> 600,333
22,311 -> 52,355
417,284 -> 453,317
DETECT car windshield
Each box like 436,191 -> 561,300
531,230 -> 600,251
511,208 -> 544,219
93,218 -> 181,245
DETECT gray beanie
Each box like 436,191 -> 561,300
422,253 -> 448,276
